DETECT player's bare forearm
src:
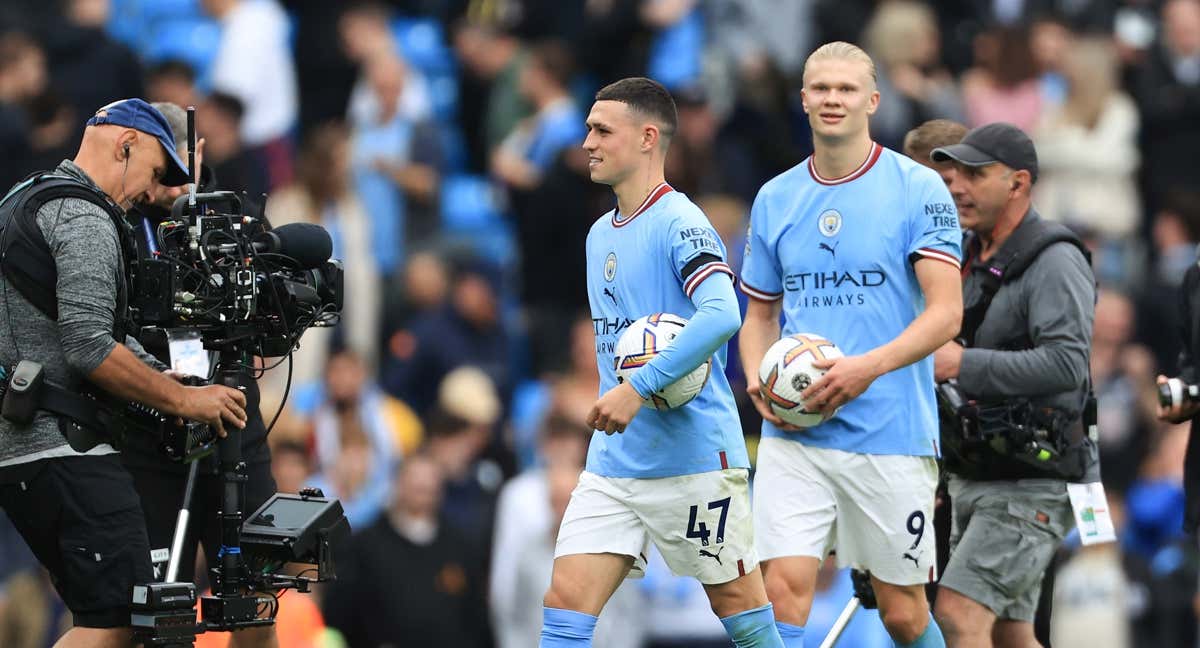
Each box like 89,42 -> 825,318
740,297 -> 797,428
802,260 -> 961,416
739,298 -> 783,384
864,258 -> 962,376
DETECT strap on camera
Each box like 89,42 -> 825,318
1,360 -> 115,451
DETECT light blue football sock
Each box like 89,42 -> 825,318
539,607 -> 597,647
719,603 -> 786,647
897,614 -> 946,648
776,621 -> 806,648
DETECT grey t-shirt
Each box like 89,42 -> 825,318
957,211 -> 1099,479
0,160 -> 163,465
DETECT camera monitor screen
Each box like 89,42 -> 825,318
245,495 -> 325,532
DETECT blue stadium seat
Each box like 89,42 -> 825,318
393,17 -> 455,76
106,0 -> 147,49
440,174 -> 516,266
140,0 -> 204,22
145,18 -> 222,85
441,174 -> 503,231
427,71 -> 460,122
439,124 -> 468,174
647,8 -> 705,90
108,0 -> 208,58
510,379 -> 552,470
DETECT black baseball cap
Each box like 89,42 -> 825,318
86,98 -> 192,186
931,122 -> 1039,183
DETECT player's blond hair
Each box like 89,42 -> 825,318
803,41 -> 877,85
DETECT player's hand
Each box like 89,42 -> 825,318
802,353 -> 883,419
177,384 -> 247,438
1157,375 -> 1200,423
746,376 -> 802,431
934,341 -> 964,382
587,382 -> 644,435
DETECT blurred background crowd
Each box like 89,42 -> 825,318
0,0 -> 1198,646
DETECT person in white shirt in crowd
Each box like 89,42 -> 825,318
203,0 -> 298,190
1034,36 -> 1141,240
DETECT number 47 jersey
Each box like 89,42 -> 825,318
740,144 -> 962,457
585,184 -> 750,479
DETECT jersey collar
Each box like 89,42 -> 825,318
612,182 -> 674,228
807,142 -> 882,186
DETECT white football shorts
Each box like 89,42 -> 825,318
753,437 -> 939,586
555,468 -> 758,585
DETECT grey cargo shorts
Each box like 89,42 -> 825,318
939,475 -> 1074,622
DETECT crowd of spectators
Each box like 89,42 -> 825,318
1,0 -> 1200,646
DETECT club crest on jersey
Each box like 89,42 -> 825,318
818,209 -> 842,237
604,252 -> 617,282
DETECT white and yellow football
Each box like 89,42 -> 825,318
613,313 -> 710,410
758,333 -> 843,427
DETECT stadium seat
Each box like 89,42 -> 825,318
428,72 -> 460,122
647,8 -> 705,90
140,0 -> 203,22
145,17 -> 222,83
441,174 -> 503,231
440,174 -> 517,267
510,379 -> 551,470
439,125 -> 468,174
393,17 -> 455,76
106,0 -> 147,49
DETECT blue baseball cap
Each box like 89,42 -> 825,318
86,98 -> 192,186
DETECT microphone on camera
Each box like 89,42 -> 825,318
251,223 -> 333,270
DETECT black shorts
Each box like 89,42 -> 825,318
127,455 -> 277,584
0,455 -> 153,628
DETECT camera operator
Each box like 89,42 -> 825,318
0,98 -> 247,648
122,102 -> 279,648
927,123 -> 1097,648
1156,250 -> 1200,535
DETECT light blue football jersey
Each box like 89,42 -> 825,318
740,143 -> 962,456
586,183 -> 750,478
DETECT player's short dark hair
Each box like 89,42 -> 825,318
903,119 -> 968,163
595,77 -> 678,141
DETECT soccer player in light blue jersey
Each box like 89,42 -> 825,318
739,43 -> 964,648
539,77 -> 783,648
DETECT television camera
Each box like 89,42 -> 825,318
128,109 -> 350,647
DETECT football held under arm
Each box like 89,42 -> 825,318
626,261 -> 740,398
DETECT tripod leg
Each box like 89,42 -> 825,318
818,597 -> 860,648
165,460 -> 200,583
